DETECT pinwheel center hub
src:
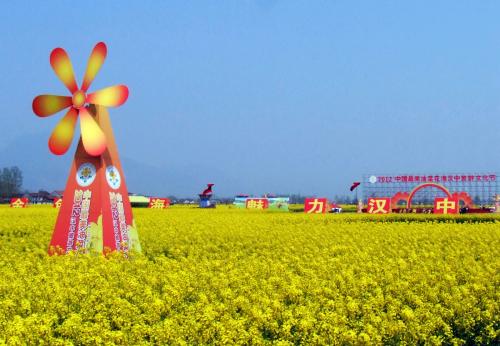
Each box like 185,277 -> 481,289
72,90 -> 86,108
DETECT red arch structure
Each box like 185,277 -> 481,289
406,183 -> 452,208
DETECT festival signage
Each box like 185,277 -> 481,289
364,173 -> 499,209
148,198 -> 170,209
268,197 -> 289,211
304,198 -> 329,213
53,198 -> 63,208
433,197 -> 459,214
10,198 -> 28,208
246,198 -> 269,209
32,42 -> 141,255
233,196 -> 249,208
367,198 -> 391,214
368,174 -> 497,184
234,196 -> 288,210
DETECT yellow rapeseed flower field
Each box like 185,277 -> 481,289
0,205 -> 498,345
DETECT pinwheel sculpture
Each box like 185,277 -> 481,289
32,42 -> 141,255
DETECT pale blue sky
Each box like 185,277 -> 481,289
0,1 -> 499,197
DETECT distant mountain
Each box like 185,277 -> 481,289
0,133 -> 71,192
0,133 -> 230,197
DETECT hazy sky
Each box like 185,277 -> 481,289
1,1 -> 499,197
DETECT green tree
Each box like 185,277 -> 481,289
0,166 -> 23,198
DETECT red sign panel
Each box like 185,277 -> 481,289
246,198 -> 269,209
433,197 -> 459,214
304,198 -> 329,213
10,198 -> 28,208
53,198 -> 63,208
367,197 -> 391,214
148,198 -> 171,209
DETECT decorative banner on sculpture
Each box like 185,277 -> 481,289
433,197 -> 459,214
53,198 -> 63,208
10,198 -> 28,208
149,198 -> 170,209
246,198 -> 269,209
304,198 -> 329,213
367,197 -> 391,214
97,106 -> 141,254
49,148 -> 103,254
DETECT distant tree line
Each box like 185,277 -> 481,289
0,166 -> 23,198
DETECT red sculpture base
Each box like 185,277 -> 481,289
49,105 -> 141,255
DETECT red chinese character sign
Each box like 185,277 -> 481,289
10,198 -> 28,208
367,198 -> 391,214
32,42 -> 141,255
53,198 -> 63,208
433,197 -> 459,214
304,198 -> 329,213
246,198 -> 269,209
149,198 -> 170,209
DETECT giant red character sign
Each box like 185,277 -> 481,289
367,198 -> 391,214
149,198 -> 171,209
304,198 -> 329,213
246,198 -> 269,209
10,198 -> 28,208
433,197 -> 459,214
